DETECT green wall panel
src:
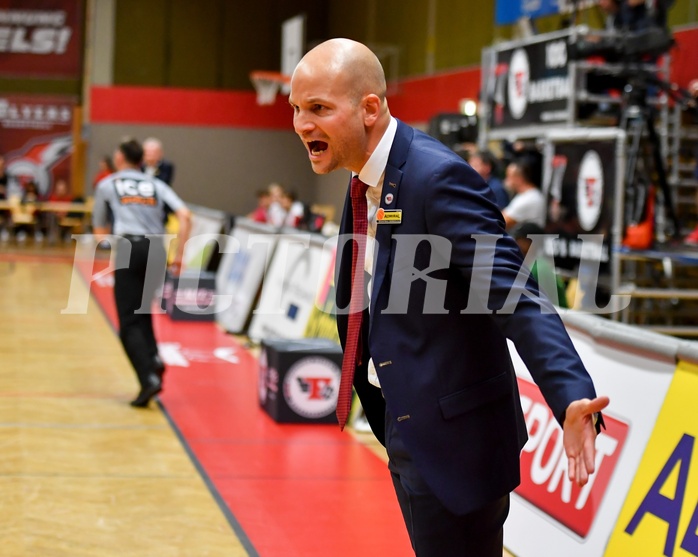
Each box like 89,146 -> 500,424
327,0 -> 369,42
435,0 -> 495,68
0,79 -> 81,97
113,0 -> 328,90
327,0 -> 494,77
110,0 -> 698,90
376,1 -> 429,76
668,0 -> 698,26
113,0 -> 168,85
221,2 -> 276,89
167,0 -> 222,88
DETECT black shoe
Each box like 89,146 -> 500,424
130,375 -> 162,408
153,355 -> 166,378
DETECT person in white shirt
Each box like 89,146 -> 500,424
281,191 -> 307,228
266,182 -> 288,227
502,158 -> 546,230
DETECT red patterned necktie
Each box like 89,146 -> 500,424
337,176 -> 369,429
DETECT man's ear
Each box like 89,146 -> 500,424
363,94 -> 382,126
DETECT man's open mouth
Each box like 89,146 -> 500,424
308,140 -> 328,155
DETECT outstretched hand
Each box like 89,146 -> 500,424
563,396 -> 610,487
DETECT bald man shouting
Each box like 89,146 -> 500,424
289,39 -> 608,557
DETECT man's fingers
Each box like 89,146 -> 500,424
565,395 -> 610,485
584,438 -> 597,473
587,396 -> 610,414
578,459 -> 589,486
566,395 -> 609,424
569,454 -> 592,486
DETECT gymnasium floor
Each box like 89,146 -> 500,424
0,244 -> 513,557
0,244 -> 413,556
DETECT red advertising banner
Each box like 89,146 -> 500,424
515,377 -> 629,538
0,93 -> 75,197
0,0 -> 83,78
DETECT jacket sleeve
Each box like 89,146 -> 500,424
423,158 -> 597,425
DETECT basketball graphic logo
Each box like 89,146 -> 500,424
577,150 -> 604,231
507,48 -> 529,120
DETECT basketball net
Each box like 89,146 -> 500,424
250,71 -> 291,106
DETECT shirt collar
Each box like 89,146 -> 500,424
355,116 -> 397,188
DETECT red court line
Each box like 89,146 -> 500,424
78,259 -> 412,557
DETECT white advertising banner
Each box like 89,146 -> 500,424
181,204 -> 228,271
247,232 -> 334,343
215,218 -> 278,334
504,315 -> 677,557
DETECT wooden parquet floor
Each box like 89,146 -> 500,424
0,250 -> 248,557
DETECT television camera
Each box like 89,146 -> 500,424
569,22 -> 697,242
567,25 -> 674,63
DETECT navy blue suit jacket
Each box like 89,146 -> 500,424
142,159 -> 175,186
336,120 -> 598,515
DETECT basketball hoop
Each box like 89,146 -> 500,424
250,71 -> 291,106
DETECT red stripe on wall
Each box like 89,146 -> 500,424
90,68 -> 480,131
670,26 -> 698,89
90,69 -> 481,130
90,86 -> 293,129
390,67 -> 482,124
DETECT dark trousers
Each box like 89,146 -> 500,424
113,236 -> 167,388
385,410 -> 510,557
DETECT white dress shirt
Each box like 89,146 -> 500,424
353,116 -> 398,388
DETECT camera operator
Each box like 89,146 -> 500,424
601,0 -> 670,33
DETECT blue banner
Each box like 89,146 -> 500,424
495,0 -> 562,25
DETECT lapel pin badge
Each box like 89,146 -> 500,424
384,193 -> 394,204
389,182 -> 397,188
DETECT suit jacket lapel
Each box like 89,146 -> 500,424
370,164 -> 401,322
369,120 -> 411,327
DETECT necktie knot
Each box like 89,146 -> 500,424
351,176 -> 369,201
